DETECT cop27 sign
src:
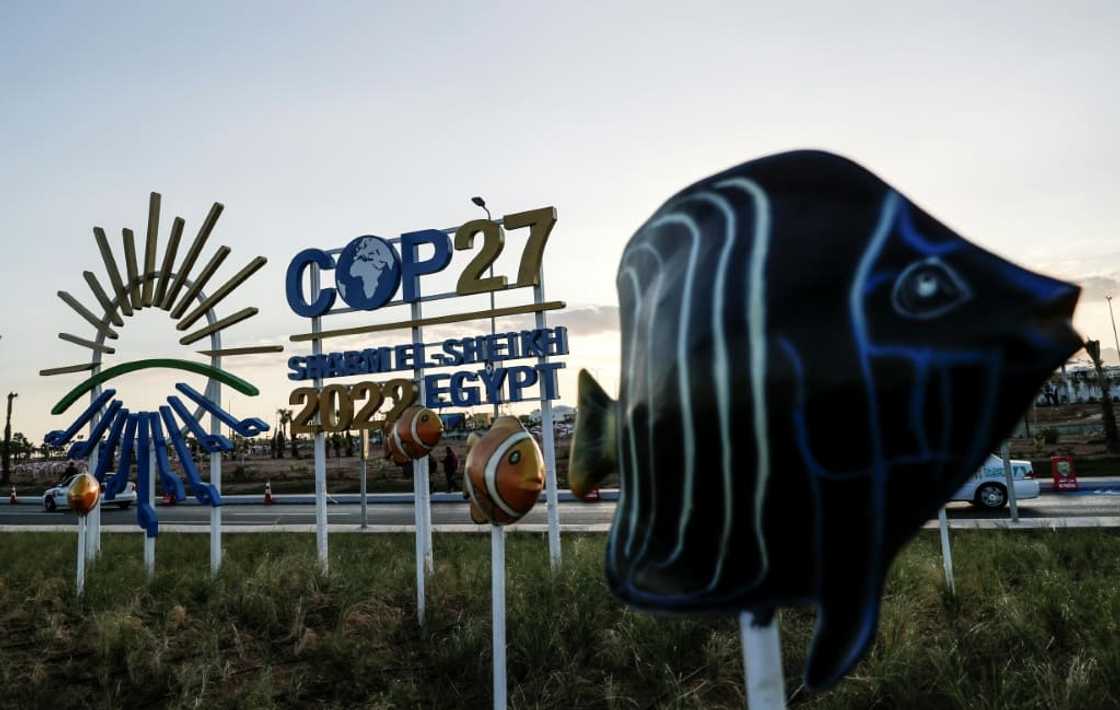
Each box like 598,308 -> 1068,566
285,207 -> 557,315
284,206 -> 566,429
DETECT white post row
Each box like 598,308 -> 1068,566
533,271 -> 561,570
76,517 -> 87,597
491,524 -> 508,710
1000,439 -> 1019,523
311,263 -> 329,572
145,446 -> 156,579
937,507 -> 955,595
207,377 -> 224,576
88,381 -> 102,561
411,296 -> 434,578
740,612 -> 787,710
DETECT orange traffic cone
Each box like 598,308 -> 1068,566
264,480 -> 273,505
8,485 -> 16,504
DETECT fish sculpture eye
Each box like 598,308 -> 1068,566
508,450 -> 521,465
891,257 -> 972,320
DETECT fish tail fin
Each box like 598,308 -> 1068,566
569,369 -> 618,500
469,499 -> 488,525
804,574 -> 883,689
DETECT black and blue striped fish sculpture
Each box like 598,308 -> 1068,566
568,150 -> 1081,689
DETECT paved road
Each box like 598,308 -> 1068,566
2,490 -> 1117,527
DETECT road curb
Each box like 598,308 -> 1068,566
3,517 -> 1118,534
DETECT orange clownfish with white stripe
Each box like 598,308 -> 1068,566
464,416 -> 544,525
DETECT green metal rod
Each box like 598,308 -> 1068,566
51,358 -> 259,415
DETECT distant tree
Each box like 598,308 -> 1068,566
276,409 -> 293,459
1,392 -> 16,484
1086,339 -> 1120,453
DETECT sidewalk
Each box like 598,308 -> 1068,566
1,489 -> 622,506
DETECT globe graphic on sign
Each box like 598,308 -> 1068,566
335,235 -> 401,310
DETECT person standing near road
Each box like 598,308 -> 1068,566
441,445 -> 459,492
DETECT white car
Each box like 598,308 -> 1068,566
42,474 -> 136,512
952,454 -> 1039,510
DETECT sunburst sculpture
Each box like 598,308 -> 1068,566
41,193 -> 282,537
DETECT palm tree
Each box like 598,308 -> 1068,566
1086,339 -> 1119,453
275,409 -> 293,459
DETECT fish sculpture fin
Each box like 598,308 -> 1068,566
804,476 -> 885,690
469,499 -> 488,525
568,369 -> 618,499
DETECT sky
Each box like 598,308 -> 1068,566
1,1 -> 1118,441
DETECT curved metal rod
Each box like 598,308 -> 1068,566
69,399 -> 123,459
158,405 -> 221,506
166,394 -> 233,452
146,413 -> 185,503
135,414 -> 158,537
174,382 -> 269,437
92,408 -> 129,483
44,389 -> 116,446
52,358 -> 258,415
104,413 -> 138,500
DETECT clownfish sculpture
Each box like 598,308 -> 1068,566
465,416 -> 545,525
569,150 -> 1081,689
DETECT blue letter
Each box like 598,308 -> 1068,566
287,356 -> 308,381
400,229 -> 452,302
285,248 -> 337,318
424,373 -> 451,408
450,370 -> 482,406
537,362 -> 565,400
507,366 -> 539,402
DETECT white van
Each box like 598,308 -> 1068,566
952,454 -> 1039,510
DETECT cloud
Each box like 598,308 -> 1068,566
522,304 -> 619,336
1074,274 -> 1120,301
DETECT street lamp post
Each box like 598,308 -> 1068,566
1107,295 -> 1120,363
472,196 -> 501,421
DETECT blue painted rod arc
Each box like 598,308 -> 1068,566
105,413 -> 138,501
44,388 -> 117,448
174,382 -> 270,437
68,399 -> 123,459
135,412 -> 158,538
159,406 -> 221,507
92,408 -> 129,483
147,413 -> 185,503
166,395 -> 234,453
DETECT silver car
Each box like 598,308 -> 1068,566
41,474 -> 136,512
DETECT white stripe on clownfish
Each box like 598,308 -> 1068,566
713,177 -> 772,591
484,430 -> 532,519
622,243 -> 665,564
409,413 -> 432,451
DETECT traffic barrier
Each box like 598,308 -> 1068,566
264,480 -> 273,505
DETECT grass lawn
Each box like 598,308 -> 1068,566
0,529 -> 1117,709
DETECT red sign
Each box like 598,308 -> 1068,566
1051,455 -> 1079,491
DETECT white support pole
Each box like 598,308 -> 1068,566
144,448 -> 156,580
311,263 -> 329,572
360,457 -> 368,530
1001,439 -> 1019,522
208,380 -> 223,575
87,438 -> 100,563
491,524 -> 507,710
88,382 -> 102,560
533,273 -> 561,570
740,612 -> 786,710
937,507 -> 955,595
76,517 -> 87,597
411,276 -> 433,580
